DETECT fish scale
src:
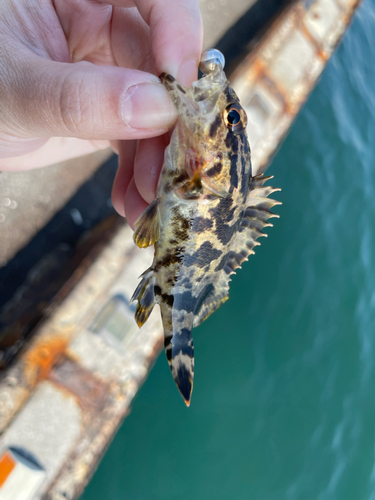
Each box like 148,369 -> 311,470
131,49 -> 280,406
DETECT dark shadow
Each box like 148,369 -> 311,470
0,154 -> 121,368
0,154 -> 118,309
216,0 -> 296,75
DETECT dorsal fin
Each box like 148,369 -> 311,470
231,174 -> 281,268
193,175 -> 280,328
193,276 -> 229,328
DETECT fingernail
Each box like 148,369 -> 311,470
121,83 -> 177,130
177,59 -> 199,87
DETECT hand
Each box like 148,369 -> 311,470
0,0 -> 203,226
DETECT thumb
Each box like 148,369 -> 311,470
3,56 -> 177,141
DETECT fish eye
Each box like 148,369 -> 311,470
227,109 -> 240,125
224,103 -> 247,134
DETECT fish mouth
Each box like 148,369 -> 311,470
160,65 -> 227,116
159,72 -> 200,115
191,65 -> 227,108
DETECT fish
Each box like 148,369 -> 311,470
131,49 -> 280,406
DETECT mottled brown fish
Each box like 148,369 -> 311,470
131,49 -> 280,406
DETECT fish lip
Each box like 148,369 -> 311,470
190,65 -> 228,108
159,72 -> 175,84
160,72 -> 200,114
160,68 -> 227,116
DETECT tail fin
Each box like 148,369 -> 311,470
161,305 -> 194,406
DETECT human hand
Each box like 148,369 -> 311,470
0,0 -> 202,226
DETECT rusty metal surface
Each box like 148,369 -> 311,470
50,357 -> 109,412
229,0 -> 361,175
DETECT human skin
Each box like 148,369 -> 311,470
0,0 -> 203,227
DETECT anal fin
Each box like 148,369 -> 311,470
133,198 -> 160,248
130,269 -> 156,327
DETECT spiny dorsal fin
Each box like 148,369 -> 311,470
133,198 -> 160,248
193,175 -> 280,328
222,176 -> 281,274
237,174 -> 281,259
130,269 -> 156,327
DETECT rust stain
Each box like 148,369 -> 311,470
23,336 -> 69,386
297,16 -> 330,62
250,58 -> 265,79
50,356 -> 109,412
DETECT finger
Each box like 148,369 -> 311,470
3,55 -> 177,143
111,140 -> 137,217
136,0 -> 203,84
0,137 -> 110,171
96,0 -> 203,85
111,7 -> 154,72
54,0 -> 114,64
110,140 -> 121,155
133,134 -> 169,204
55,2 -> 153,70
124,176 -> 148,228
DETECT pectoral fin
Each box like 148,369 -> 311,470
133,198 -> 160,248
201,176 -> 229,198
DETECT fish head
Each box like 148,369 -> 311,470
160,50 -> 249,198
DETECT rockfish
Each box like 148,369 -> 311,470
131,49 -> 280,406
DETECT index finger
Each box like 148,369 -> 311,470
99,0 -> 203,86
137,0 -> 203,85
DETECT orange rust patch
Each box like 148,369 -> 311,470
0,451 -> 16,488
24,337 -> 69,386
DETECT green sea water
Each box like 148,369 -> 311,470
81,2 -> 375,499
